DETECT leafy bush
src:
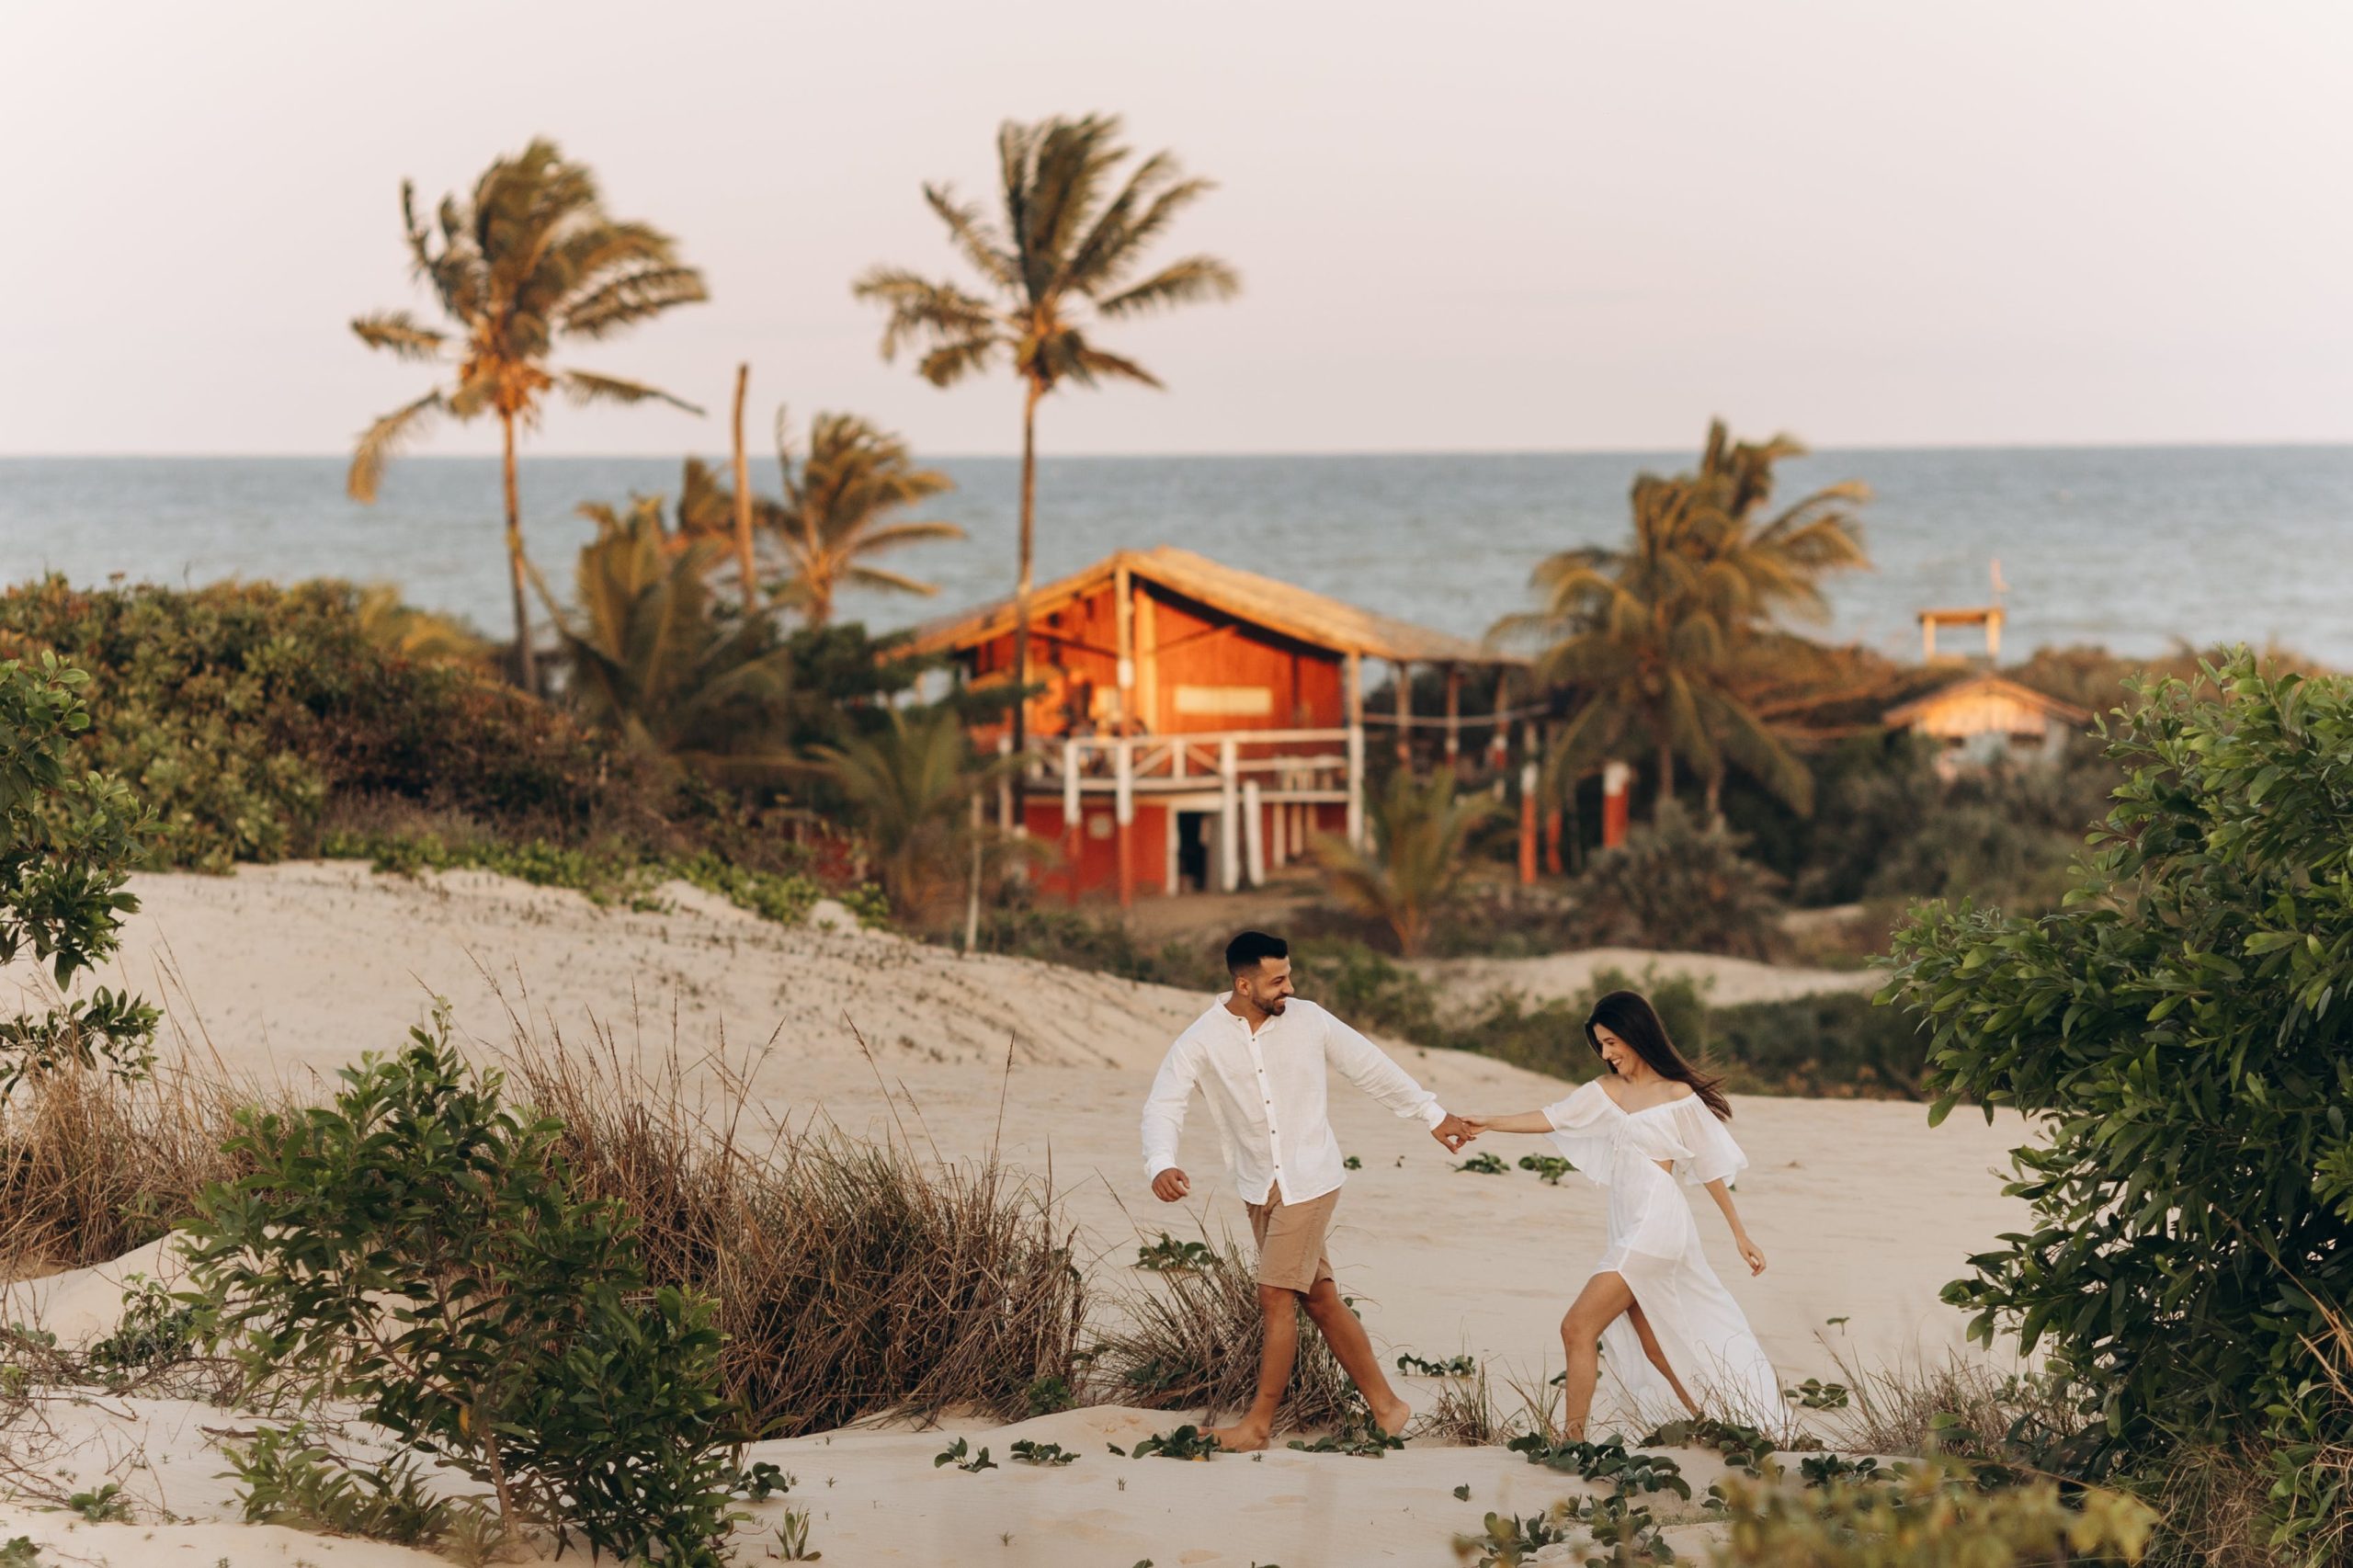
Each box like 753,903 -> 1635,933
1568,801 -> 1786,959
1885,653 -> 2353,1546
0,651 -> 157,1092
183,1017 -> 746,1563
1711,1461 -> 2156,1566
1309,768 -> 1500,955
225,1423 -> 455,1547
0,576 -> 675,870
1709,991 -> 1927,1098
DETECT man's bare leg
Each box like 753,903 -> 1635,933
1302,1277 -> 1412,1436
1209,1284 -> 1299,1452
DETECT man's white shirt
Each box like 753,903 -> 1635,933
1140,994 -> 1449,1206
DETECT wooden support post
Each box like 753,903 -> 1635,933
1115,737 -> 1135,911
1113,562 -> 1134,732
1489,668 -> 1511,769
1269,796 -> 1287,868
1394,659 -> 1413,767
1219,738 -> 1241,892
1346,650 -> 1367,848
1063,740 -> 1082,906
995,733 -> 1014,833
1601,758 -> 1633,848
1443,664 -> 1461,765
1518,760 -> 1540,885
1243,780 -> 1265,888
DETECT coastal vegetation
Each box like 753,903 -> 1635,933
346,137 -> 710,691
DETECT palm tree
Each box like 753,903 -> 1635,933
815,705 -> 1010,916
346,138 -> 709,691
1310,769 -> 1499,956
767,411 -> 964,626
534,500 -> 801,785
854,113 -> 1239,807
1501,421 -> 1869,820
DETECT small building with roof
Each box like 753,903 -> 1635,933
1881,674 -> 2091,778
904,546 -> 1525,904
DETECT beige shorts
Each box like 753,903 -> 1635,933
1245,1187 -> 1339,1293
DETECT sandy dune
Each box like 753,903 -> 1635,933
1420,947 -> 1881,1013
0,863 -> 2036,1567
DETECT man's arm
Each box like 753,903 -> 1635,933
1141,1035 -> 1200,1200
1321,1007 -> 1477,1151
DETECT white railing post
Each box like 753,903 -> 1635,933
1062,741 -> 1081,824
1115,736 -> 1136,909
1242,779 -> 1265,888
1219,737 -> 1241,892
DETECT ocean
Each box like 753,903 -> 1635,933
3,446 -> 2348,665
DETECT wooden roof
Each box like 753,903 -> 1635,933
1882,674 -> 2092,727
904,546 -> 1522,665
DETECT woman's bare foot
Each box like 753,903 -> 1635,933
1370,1396 -> 1414,1438
1207,1419 -> 1271,1452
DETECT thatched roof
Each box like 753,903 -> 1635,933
904,546 -> 1521,665
1882,674 -> 2093,727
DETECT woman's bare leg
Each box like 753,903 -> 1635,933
1625,1300 -> 1700,1416
1559,1271 -> 1636,1440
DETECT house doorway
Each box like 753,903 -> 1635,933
1175,812 -> 1214,892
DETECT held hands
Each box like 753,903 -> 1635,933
1152,1168 -> 1191,1203
1737,1234 -> 1768,1276
1431,1112 -> 1480,1154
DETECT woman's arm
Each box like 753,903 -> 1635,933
1701,1179 -> 1768,1275
1461,1110 -> 1554,1134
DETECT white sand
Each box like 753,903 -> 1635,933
0,863 -> 2035,1567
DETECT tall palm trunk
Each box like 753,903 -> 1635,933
731,363 -> 756,613
500,411 -> 535,693
1010,378 -> 1042,827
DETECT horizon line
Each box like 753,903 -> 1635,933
6,436 -> 2353,462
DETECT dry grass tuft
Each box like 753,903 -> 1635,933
0,1058 -> 250,1275
1086,1233 -> 1356,1432
1420,1363 -> 1523,1446
501,1013 -> 1087,1438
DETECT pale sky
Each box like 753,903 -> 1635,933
5,0 -> 2349,457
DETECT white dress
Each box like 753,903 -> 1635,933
1544,1078 -> 1783,1432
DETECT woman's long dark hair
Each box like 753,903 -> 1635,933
1585,990 -> 1732,1120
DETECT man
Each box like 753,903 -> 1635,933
1140,930 -> 1479,1449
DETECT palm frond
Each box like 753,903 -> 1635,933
922,184 -> 1019,291
557,370 -> 704,415
840,565 -> 944,597
1069,346 -> 1163,388
350,312 -> 449,362
851,267 -> 1003,362
347,390 -> 447,503
1093,255 -> 1243,319
558,264 -> 710,340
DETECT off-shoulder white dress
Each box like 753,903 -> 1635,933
1544,1078 -> 1782,1430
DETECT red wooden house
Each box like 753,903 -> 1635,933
904,547 -> 1526,904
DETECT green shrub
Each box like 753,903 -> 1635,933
1568,801 -> 1786,959
0,576 -> 675,870
1711,1461 -> 2156,1566
0,651 -> 157,1093
182,1016 -> 746,1564
1886,652 -> 2353,1546
1709,991 -> 1927,1097
224,1422 -> 455,1547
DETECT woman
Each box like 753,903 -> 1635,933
1466,990 -> 1780,1436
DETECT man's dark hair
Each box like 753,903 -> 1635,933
1225,930 -> 1289,976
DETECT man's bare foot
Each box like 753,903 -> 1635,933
1370,1397 -> 1414,1438
1207,1419 -> 1271,1452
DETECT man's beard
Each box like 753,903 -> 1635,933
1259,994 -> 1288,1015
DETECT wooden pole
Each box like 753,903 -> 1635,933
1063,740 -> 1082,907
962,790 -> 983,953
731,364 -> 756,613
1219,737 -> 1241,892
1518,760 -> 1540,885
1243,779 -> 1265,888
1443,664 -> 1461,765
1115,737 -> 1135,911
1346,650 -> 1366,848
1394,660 -> 1412,767
1114,561 -> 1134,732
